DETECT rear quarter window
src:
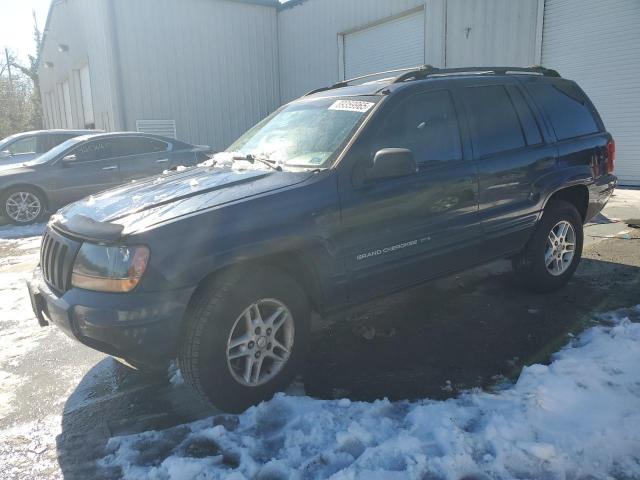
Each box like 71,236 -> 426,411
526,82 -> 600,141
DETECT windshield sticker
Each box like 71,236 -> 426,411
328,100 -> 375,113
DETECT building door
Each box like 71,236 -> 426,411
80,65 -> 95,128
342,9 -> 425,80
542,0 -> 640,185
62,80 -> 73,128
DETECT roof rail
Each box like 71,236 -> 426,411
304,64 -> 561,96
391,65 -> 561,84
304,66 -> 423,96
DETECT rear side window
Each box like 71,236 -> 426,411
38,134 -> 75,153
464,85 -> 525,157
506,85 -> 542,146
527,82 -> 599,140
375,90 -> 462,165
114,137 -> 169,157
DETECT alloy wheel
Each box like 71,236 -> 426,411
226,298 -> 295,387
5,191 -> 41,223
545,220 -> 576,276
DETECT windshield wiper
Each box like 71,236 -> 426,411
232,154 -> 282,172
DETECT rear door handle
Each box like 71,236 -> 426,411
156,158 -> 169,163
102,165 -> 117,171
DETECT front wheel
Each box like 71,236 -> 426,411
512,200 -> 584,293
178,267 -> 310,413
1,187 -> 46,225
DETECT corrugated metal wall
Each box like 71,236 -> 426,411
39,0 -> 541,147
277,0 -> 539,103
542,0 -> 640,185
112,0 -> 280,149
38,0 -> 121,131
277,0 -> 430,103
444,0 -> 541,67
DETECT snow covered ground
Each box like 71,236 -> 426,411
102,307 -> 640,480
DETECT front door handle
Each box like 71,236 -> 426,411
102,165 -> 117,171
156,158 -> 169,163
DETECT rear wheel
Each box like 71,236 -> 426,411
512,200 -> 583,293
178,266 -> 310,413
1,187 -> 45,225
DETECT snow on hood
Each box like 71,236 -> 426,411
101,306 -> 640,479
55,164 -> 314,235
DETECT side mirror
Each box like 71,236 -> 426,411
366,148 -> 417,181
0,150 -> 11,159
61,154 -> 77,166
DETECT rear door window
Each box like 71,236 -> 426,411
38,134 -> 75,153
375,90 -> 462,165
464,85 -> 526,157
527,82 -> 599,140
113,137 -> 169,157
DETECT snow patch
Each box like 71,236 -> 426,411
102,307 -> 640,479
0,223 -> 45,239
168,361 -> 184,387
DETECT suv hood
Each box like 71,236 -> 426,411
55,166 -> 314,237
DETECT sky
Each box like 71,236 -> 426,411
0,0 -> 51,65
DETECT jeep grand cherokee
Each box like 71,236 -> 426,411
28,66 -> 617,412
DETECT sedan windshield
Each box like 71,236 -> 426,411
226,96 -> 381,168
24,137 -> 83,165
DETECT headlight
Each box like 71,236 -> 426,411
71,243 -> 150,293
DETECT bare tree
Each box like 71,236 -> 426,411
0,10 -> 43,138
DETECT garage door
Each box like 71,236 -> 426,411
542,0 -> 640,185
343,10 -> 425,80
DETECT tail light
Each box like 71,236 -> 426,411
606,139 -> 616,173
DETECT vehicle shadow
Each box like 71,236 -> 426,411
55,257 -> 640,479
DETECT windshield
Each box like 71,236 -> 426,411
226,96 -> 381,168
25,137 -> 83,165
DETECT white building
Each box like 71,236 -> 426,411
39,0 -> 640,184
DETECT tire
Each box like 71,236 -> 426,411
512,200 -> 583,293
1,187 -> 46,225
178,266 -> 310,413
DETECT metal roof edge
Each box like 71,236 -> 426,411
37,0 -> 62,72
278,0 -> 311,12
227,0 -> 280,7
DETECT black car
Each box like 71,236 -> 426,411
0,132 -> 212,224
28,66 -> 616,412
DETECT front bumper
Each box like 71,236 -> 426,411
27,268 -> 195,367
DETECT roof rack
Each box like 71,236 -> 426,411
304,65 -> 561,96
304,66 -> 424,96
391,65 -> 561,84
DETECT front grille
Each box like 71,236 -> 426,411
40,228 -> 81,294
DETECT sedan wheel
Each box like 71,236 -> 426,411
5,191 -> 43,224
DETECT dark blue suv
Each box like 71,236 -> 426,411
28,66 -> 617,412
